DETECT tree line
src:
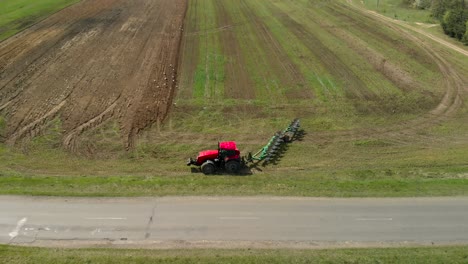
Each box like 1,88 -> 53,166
404,0 -> 468,44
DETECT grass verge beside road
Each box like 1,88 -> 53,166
1,245 -> 468,264
0,171 -> 467,197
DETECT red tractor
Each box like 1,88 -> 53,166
187,119 -> 301,175
187,141 -> 242,174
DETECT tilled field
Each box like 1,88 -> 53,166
0,0 -> 187,150
1,0 -> 466,159
171,0 -> 467,144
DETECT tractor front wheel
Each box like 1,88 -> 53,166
225,160 -> 241,174
201,161 -> 216,175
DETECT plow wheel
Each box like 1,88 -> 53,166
225,160 -> 241,174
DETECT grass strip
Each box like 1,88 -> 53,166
1,245 -> 468,264
0,0 -> 80,41
0,173 -> 467,197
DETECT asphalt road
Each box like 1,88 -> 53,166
1,196 -> 467,248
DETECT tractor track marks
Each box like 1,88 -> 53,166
346,0 -> 468,58
348,1 -> 464,138
299,1 -> 466,147
6,100 -> 67,146
63,101 -> 117,152
0,1 -> 113,99
0,0 -> 187,150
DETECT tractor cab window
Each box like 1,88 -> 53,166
219,149 -> 236,158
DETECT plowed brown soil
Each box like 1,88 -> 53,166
0,0 -> 187,150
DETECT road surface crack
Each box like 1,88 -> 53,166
144,203 -> 157,239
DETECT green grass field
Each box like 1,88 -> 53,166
0,0 -> 467,197
2,245 -> 468,264
1,129 -> 467,197
0,0 -> 79,41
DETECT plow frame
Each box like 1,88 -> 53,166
246,118 -> 301,164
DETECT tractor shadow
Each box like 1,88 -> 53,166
292,129 -> 306,142
190,166 -> 253,176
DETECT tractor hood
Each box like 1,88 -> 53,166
196,149 -> 219,165
198,149 -> 219,158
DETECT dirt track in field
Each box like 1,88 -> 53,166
0,0 -> 187,150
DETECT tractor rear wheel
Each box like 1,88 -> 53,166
225,160 -> 241,174
201,161 -> 216,175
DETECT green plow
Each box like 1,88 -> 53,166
246,118 -> 301,164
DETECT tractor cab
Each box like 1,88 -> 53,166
187,141 -> 241,174
218,141 -> 240,160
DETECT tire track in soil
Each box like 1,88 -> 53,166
2,2 -> 123,144
63,101 -> 118,152
346,0 -> 468,58
0,0 -> 187,151
6,100 -> 67,146
63,0 -> 162,150
0,0 -> 116,105
0,0 -> 119,132
3,44 -> 93,140
61,1 -> 157,150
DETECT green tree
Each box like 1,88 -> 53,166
432,0 -> 466,18
414,0 -> 432,9
430,0 -> 468,42
402,0 -> 468,42
462,20 -> 468,44
442,8 -> 468,39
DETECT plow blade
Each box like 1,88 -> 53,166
246,118 -> 301,164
